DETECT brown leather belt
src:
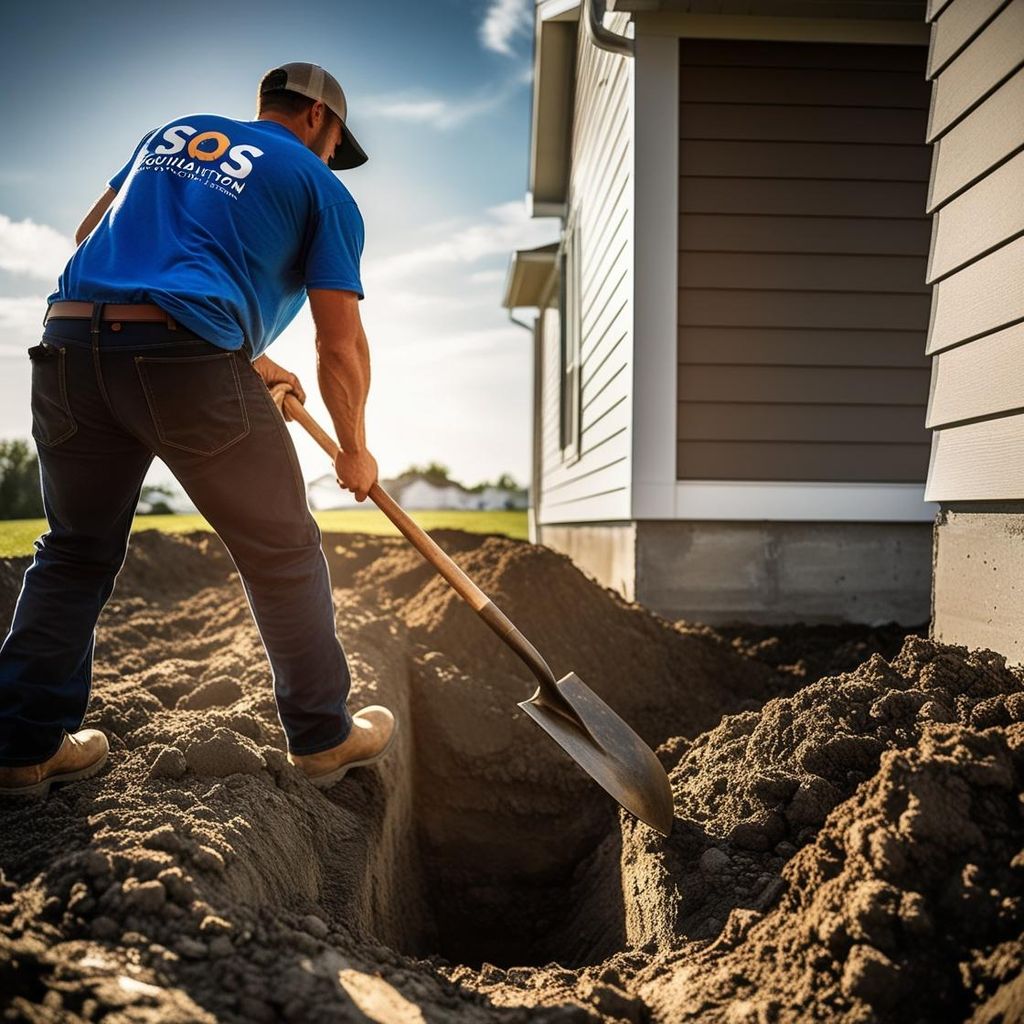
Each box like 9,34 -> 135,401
45,301 -> 177,328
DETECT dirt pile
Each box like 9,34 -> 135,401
0,529 -> 1021,1023
629,720 -> 1024,1023
622,638 -> 1024,1020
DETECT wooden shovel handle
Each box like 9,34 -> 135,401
274,388 -> 577,712
278,390 -> 488,611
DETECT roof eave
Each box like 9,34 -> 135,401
502,243 -> 560,309
528,5 -> 579,213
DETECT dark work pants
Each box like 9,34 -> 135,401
0,310 -> 353,766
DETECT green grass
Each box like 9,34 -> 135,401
0,509 -> 528,558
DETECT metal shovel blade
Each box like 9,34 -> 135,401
518,672 -> 675,836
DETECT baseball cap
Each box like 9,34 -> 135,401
258,62 -> 368,170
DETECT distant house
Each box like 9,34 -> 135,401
504,0 -> 942,626
479,485 -> 530,511
307,472 -> 527,512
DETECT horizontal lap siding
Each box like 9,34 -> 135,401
925,0 -> 1024,142
926,0 -> 1005,77
926,68 -> 1024,210
924,0 -> 1024,501
677,441 -> 928,482
927,150 -> 1024,280
679,403 -> 930,443
677,39 -> 931,484
538,12 -> 632,524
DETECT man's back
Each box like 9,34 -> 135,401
52,113 -> 365,358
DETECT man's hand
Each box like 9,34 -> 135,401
253,355 -> 306,420
335,448 -> 378,503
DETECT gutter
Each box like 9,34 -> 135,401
584,0 -> 634,57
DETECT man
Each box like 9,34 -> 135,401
0,63 -> 397,797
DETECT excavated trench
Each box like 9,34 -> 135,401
299,632 -> 631,971
401,649 -> 626,968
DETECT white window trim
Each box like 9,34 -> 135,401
675,481 -> 937,522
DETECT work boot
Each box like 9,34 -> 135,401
0,729 -> 109,798
288,705 -> 397,789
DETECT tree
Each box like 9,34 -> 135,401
0,440 -> 44,520
397,461 -> 452,485
138,484 -> 176,516
494,472 -> 521,492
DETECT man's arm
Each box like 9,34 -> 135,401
75,187 -> 117,246
308,288 -> 378,501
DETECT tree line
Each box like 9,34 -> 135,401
0,442 -> 525,520
0,440 -> 177,520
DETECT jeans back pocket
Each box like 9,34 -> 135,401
136,352 -> 250,456
29,343 -> 77,448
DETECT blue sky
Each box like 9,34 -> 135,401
0,0 -> 559,492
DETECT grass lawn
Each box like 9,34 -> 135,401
0,508 -> 528,558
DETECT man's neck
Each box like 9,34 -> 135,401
257,112 -> 304,142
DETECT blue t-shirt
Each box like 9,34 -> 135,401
49,113 -> 365,358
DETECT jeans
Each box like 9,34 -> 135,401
0,307 -> 353,766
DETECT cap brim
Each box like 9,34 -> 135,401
328,124 -> 368,170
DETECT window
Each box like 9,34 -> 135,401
558,213 -> 581,461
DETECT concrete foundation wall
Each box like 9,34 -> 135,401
538,519 -> 933,626
932,507 -> 1024,666
636,521 -> 932,626
538,523 -> 637,602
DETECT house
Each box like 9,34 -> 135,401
307,472 -> 528,511
504,0 -> 949,626
479,485 -> 530,511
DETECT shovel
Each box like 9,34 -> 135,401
271,385 -> 674,836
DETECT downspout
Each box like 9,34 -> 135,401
584,0 -> 634,57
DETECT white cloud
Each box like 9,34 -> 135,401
360,66 -> 531,130
362,98 -> 448,124
0,296 -> 48,357
0,214 -> 73,281
468,268 -> 507,285
365,199 -> 558,284
480,0 -> 532,56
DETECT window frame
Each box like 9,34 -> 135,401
558,209 -> 582,464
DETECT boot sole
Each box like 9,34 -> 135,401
308,719 -> 399,790
0,750 -> 109,799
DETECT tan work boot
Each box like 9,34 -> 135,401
0,729 -> 109,798
288,706 -> 397,789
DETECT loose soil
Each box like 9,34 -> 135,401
0,530 -> 1020,1023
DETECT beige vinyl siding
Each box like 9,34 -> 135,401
928,416 -> 1024,500
927,150 -> 1024,281
924,1 -> 1024,502
926,0 -> 1005,77
926,236 -> 1024,354
928,323 -> 1024,428
925,0 -> 1024,142
926,67 -> 1024,210
676,37 -> 932,483
537,11 -> 633,524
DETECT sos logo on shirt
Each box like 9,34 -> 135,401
139,124 -> 265,198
